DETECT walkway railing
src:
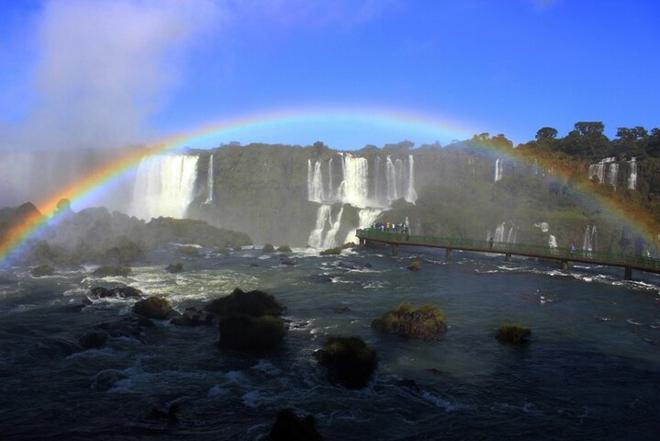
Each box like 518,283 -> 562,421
356,228 -> 660,273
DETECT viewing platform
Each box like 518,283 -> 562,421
356,229 -> 660,280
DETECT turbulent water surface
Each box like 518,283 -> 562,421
1,246 -> 659,440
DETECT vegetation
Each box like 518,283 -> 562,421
372,303 -> 447,341
407,258 -> 422,271
277,245 -> 292,253
320,243 -> 354,256
133,296 -> 173,320
314,336 -> 377,389
262,243 -> 275,253
496,324 -> 531,345
205,288 -> 285,317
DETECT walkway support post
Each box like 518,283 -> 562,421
624,266 -> 632,280
446,248 -> 452,262
560,260 -> 570,270
391,244 -> 399,257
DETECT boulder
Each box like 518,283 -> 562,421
31,265 -> 54,277
90,285 -> 142,299
320,247 -> 341,256
496,324 -> 531,345
218,315 -> 286,353
165,263 -> 184,274
205,288 -> 285,318
170,307 -> 214,326
270,409 -> 323,441
78,331 -> 108,350
407,259 -> 422,271
372,303 -> 447,341
276,245 -> 292,253
314,336 -> 377,389
133,296 -> 173,320
262,244 -> 275,253
93,266 -> 131,277
279,256 -> 296,266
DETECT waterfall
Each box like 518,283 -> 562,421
588,157 -> 615,184
385,156 -> 398,202
628,157 -> 637,190
494,223 -> 506,242
343,207 -> 383,245
307,160 -> 324,202
494,222 -> 516,243
327,157 -> 334,201
204,154 -> 214,204
395,158 -> 405,197
548,234 -> 558,249
494,158 -> 503,182
131,154 -> 199,220
322,206 -> 345,249
308,205 -> 332,248
582,225 -> 597,253
404,154 -> 418,204
374,156 -> 384,205
340,154 -> 369,208
608,162 -> 619,189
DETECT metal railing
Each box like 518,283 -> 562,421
356,228 -> 660,272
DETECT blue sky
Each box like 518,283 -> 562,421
1,0 -> 659,149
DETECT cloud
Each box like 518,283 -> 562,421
12,0 -> 220,150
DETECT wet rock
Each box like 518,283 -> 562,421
372,303 -> 447,341
170,307 -> 214,327
205,288 -> 285,318
92,266 -> 131,277
330,306 -> 351,314
218,315 -> 286,353
31,265 -> 54,277
133,296 -> 173,320
36,336 -> 83,358
78,331 -> 108,350
314,336 -> 377,389
165,263 -> 184,274
407,259 -> 422,271
93,316 -> 154,340
91,369 -> 128,392
270,409 -> 323,441
276,245 -> 292,253
279,256 -> 296,266
262,244 -> 275,253
496,324 -> 531,345
90,285 -> 143,299
320,247 -> 341,256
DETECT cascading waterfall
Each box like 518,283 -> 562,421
405,154 -> 418,204
493,222 -> 516,244
307,205 -> 332,248
548,234 -> 558,249
608,162 -> 619,189
204,154 -> 214,204
340,154 -> 369,208
307,160 -> 324,203
588,157 -> 615,184
494,158 -> 503,182
343,207 -> 383,246
131,154 -> 199,220
395,158 -> 405,198
582,225 -> 597,253
327,157 -> 334,201
385,156 -> 399,202
322,206 -> 344,249
628,157 -> 637,190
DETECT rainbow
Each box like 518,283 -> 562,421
0,107 -> 657,265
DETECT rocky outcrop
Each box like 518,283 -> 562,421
314,336 -> 377,389
407,259 -> 422,271
262,244 -> 275,253
205,288 -> 285,318
372,303 -> 447,341
78,331 -> 108,350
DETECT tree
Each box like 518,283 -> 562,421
536,127 -> 558,140
571,122 -> 605,138
616,126 -> 648,142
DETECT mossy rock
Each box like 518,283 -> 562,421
31,265 -> 54,277
133,296 -> 173,320
92,266 -> 131,277
320,247 -> 341,256
314,336 -> 377,389
262,244 -> 275,253
277,245 -> 292,253
407,259 -> 422,271
270,409 -> 323,441
177,246 -> 201,257
205,288 -> 285,317
372,303 -> 447,341
218,315 -> 285,353
165,263 -> 184,273
496,324 -> 531,345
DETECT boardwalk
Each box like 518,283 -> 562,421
356,228 -> 660,280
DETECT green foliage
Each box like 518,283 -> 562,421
277,245 -> 292,253
407,259 -> 422,271
133,296 -> 173,320
372,303 -> 447,341
496,324 -> 531,345
262,243 -> 275,253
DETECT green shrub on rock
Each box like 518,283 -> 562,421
277,245 -> 292,253
496,324 -> 531,345
133,296 -> 173,320
205,288 -> 285,317
218,315 -> 285,353
407,259 -> 422,271
372,303 -> 446,341
262,244 -> 275,253
314,336 -> 377,389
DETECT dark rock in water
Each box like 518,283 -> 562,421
177,245 -> 200,257
218,315 -> 285,353
270,409 -> 323,441
372,303 -> 447,341
330,306 -> 351,314
496,324 -> 531,345
314,336 -> 377,389
94,316 -> 154,340
170,307 -> 214,326
165,263 -> 184,274
91,369 -> 128,392
279,256 -> 296,266
425,368 -> 444,376
249,263 -> 260,267
93,266 -> 131,277
78,331 -> 108,350
309,274 -> 334,284
262,243 -> 275,253
133,296 -> 173,320
90,285 -> 142,299
396,379 -> 421,393
407,259 -> 422,271
276,245 -> 292,253
36,336 -> 83,358
31,265 -> 54,277
205,288 -> 285,317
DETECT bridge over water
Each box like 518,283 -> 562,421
356,229 -> 660,280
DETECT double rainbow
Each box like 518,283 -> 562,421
0,107 -> 657,265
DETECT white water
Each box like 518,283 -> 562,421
131,155 -> 199,220
340,154 -> 369,208
321,206 -> 345,249
588,157 -> 615,185
343,207 -> 384,245
608,162 -> 619,189
548,234 -> 558,249
307,205 -> 332,248
534,222 -> 550,233
582,225 -> 597,253
494,158 -> 503,182
308,160 -> 324,203
385,156 -> 399,202
493,222 -> 516,244
204,154 -> 214,204
404,154 -> 418,204
628,157 -> 637,190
